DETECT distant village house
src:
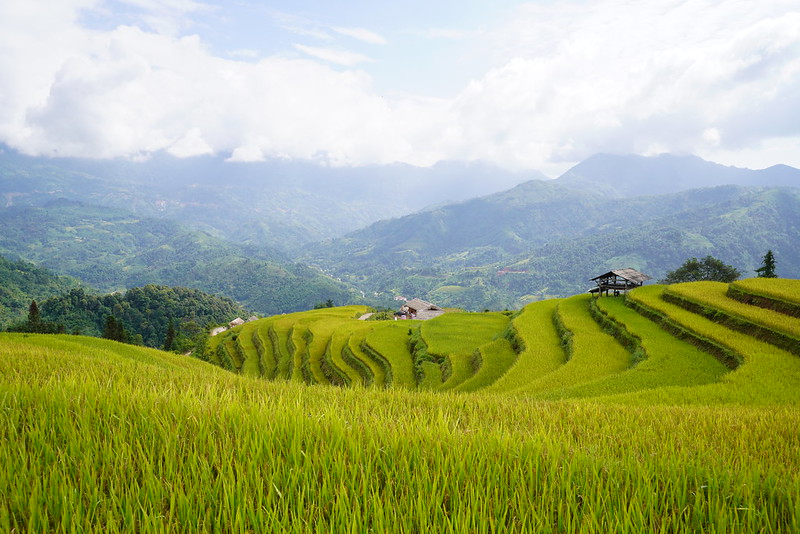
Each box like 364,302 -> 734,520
396,298 -> 445,320
211,316 -> 259,336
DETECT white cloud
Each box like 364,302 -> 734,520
271,11 -> 332,41
227,144 -> 265,162
0,0 -> 798,174
293,44 -> 374,67
227,48 -> 259,59
117,0 -> 211,35
168,127 -> 213,157
433,0 -> 800,172
332,26 -> 387,45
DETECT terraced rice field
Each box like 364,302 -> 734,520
208,281 -> 800,402
4,278 -> 800,531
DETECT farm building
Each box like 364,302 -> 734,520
398,298 -> 445,320
590,268 -> 651,296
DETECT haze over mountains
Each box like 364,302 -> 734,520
557,153 -> 800,198
0,146 -> 537,251
2,145 -> 799,313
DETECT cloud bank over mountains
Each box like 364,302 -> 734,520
1,0 -> 798,175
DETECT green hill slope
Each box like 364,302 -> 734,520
209,279 -> 800,407
0,254 -> 83,329
0,147 -> 533,251
4,278 -> 800,531
38,285 -> 247,348
306,186 -> 800,309
0,201 -> 356,314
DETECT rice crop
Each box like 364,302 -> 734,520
730,278 -> 800,307
625,285 -> 800,405
547,296 -> 728,400
453,338 -> 517,392
344,323 -> 385,387
484,299 -> 565,393
420,312 -> 510,390
363,323 -> 418,388
288,324 -> 310,382
270,315 -> 297,379
2,333 -> 799,532
514,295 -> 631,397
235,322 -> 262,376
667,282 -> 800,338
252,322 -> 277,379
326,328 -> 366,386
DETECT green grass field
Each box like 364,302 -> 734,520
4,278 -> 800,531
484,299 -> 565,393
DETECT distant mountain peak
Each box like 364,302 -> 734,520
555,153 -> 800,198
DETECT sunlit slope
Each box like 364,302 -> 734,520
483,299 -> 564,393
208,279 -> 800,402
417,312 -> 512,391
2,332 -> 800,531
728,278 -> 800,317
621,284 -> 800,404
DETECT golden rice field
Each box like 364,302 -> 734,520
2,278 -> 800,532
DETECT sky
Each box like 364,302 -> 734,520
1,0 -> 798,176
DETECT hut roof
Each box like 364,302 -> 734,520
404,298 -> 441,312
591,268 -> 651,284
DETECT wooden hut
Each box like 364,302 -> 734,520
590,268 -> 651,296
399,298 -> 445,320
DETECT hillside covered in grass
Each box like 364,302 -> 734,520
209,278 -> 800,402
2,278 -> 800,531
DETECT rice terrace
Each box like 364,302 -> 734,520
3,278 -> 800,532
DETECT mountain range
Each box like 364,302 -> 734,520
303,155 -> 800,308
0,200 -> 355,315
557,153 -> 800,197
2,147 -> 799,312
0,146 -> 536,252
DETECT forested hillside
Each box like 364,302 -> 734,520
38,285 -> 247,349
0,147 -> 534,250
0,254 -> 82,329
306,186 -> 800,309
0,200 -> 356,314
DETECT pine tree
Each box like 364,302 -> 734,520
163,318 -> 176,351
755,250 -> 777,278
27,300 -> 41,326
103,315 -> 118,340
103,315 -> 129,343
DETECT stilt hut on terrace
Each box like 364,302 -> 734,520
589,268 -> 651,296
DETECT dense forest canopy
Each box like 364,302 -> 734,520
38,285 -> 248,349
0,254 -> 82,329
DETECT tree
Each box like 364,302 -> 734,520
163,318 -> 176,351
103,315 -> 129,343
6,299 -> 63,334
755,250 -> 777,278
661,256 -> 741,284
27,300 -> 41,326
102,315 -> 118,340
